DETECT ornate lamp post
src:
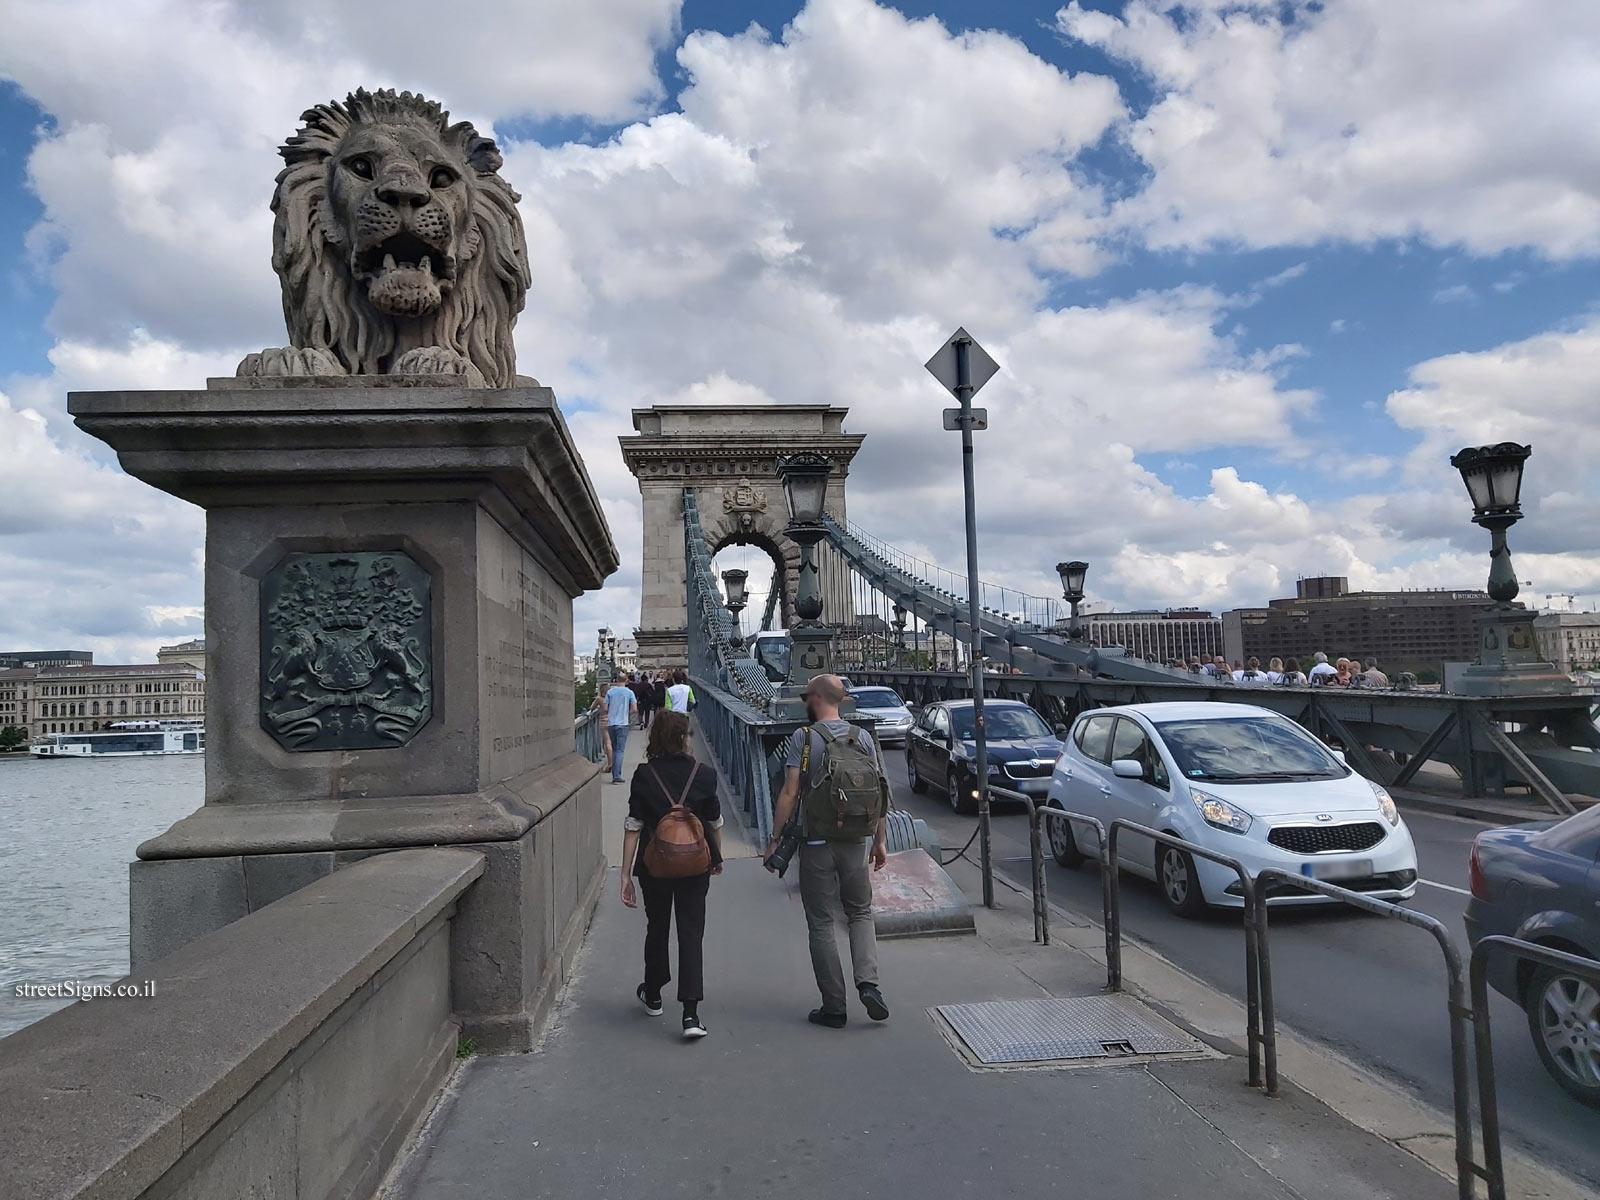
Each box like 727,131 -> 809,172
777,452 -> 834,690
1057,561 -> 1088,639
721,568 -> 748,652
892,602 -> 907,668
1449,443 -> 1569,696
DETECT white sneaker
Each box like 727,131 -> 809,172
682,1014 -> 708,1039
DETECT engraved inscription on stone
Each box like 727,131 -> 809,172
260,551 -> 432,751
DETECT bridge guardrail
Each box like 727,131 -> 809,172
573,708 -> 605,764
991,784 -> 1269,1093
1469,936 -> 1600,1200
1251,870 -> 1475,1198
689,676 -> 804,845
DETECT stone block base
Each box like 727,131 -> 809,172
130,754 -> 605,1054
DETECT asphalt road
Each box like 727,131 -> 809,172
881,751 -> 1600,1192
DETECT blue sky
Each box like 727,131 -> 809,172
3,0 -> 1600,659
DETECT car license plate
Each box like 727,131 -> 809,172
1304,857 -> 1372,881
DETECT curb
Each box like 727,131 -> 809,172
983,868 -> 1595,1200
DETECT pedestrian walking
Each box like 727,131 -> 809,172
665,668 -> 695,713
604,672 -> 637,783
764,674 -> 890,1029
652,672 -> 668,721
620,711 -> 722,1039
632,671 -> 653,729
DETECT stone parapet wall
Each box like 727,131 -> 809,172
0,848 -> 485,1200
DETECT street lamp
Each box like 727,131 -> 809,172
722,568 -> 748,652
892,602 -> 907,667
777,452 -> 834,689
1057,560 -> 1088,638
1448,443 -> 1569,696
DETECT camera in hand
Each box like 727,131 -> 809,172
764,816 -> 802,877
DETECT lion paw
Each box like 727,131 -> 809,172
236,347 -> 345,378
392,346 -> 488,387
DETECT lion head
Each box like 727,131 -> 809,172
263,88 -> 530,387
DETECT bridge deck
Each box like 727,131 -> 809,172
391,816 -> 1452,1199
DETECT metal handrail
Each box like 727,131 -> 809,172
1252,870 -> 1473,1198
1469,936 -> 1600,1200
573,708 -> 606,764
996,787 -> 1269,1092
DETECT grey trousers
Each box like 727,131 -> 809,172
798,839 -> 879,1013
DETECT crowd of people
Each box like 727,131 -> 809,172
1167,651 -> 1389,688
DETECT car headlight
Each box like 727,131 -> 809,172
1368,779 -> 1400,826
1190,789 -> 1252,834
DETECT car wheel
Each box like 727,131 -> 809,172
1156,842 -> 1208,919
1046,803 -> 1085,868
1525,965 -> 1600,1108
908,752 -> 926,794
948,769 -> 977,816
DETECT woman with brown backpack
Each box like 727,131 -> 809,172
620,710 -> 722,1039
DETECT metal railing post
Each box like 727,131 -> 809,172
1255,869 -> 1475,1198
1469,937 -> 1600,1200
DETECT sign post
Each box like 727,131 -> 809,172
925,327 -> 1001,908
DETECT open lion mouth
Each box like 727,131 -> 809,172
357,231 -> 455,282
357,232 -> 455,317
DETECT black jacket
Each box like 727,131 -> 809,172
627,753 -> 722,878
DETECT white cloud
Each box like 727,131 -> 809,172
1057,0 -> 1600,258
4,0 -> 1600,658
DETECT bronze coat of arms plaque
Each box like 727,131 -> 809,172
260,551 -> 433,751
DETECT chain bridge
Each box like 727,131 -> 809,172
616,403 -> 1600,836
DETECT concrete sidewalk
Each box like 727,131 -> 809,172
389,776 -> 1455,1199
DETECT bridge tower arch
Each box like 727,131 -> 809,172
619,405 -> 863,670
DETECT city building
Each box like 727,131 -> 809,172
1223,577 -> 1491,677
157,638 -> 207,672
0,668 -> 38,737
1534,612 -> 1600,674
23,661 -> 206,740
1081,609 -> 1223,664
0,649 -> 92,669
573,653 -> 596,681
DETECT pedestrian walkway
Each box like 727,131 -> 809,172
392,755 -> 1455,1200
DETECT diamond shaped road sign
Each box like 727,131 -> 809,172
925,327 -> 1001,399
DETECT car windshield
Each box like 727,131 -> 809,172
850,689 -> 903,709
953,707 -> 1052,741
1154,716 -> 1346,782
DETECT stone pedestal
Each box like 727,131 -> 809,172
1455,605 -> 1573,697
69,377 -> 618,1051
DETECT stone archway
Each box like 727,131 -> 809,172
618,404 -> 863,670
706,525 -> 795,632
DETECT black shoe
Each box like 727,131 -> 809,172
682,1014 -> 708,1039
637,984 -> 663,1017
858,983 -> 890,1022
808,1007 -> 848,1029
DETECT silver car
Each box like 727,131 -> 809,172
848,686 -> 914,746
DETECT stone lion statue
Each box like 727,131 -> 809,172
237,88 -> 530,388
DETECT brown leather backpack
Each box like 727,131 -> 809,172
641,764 -> 711,878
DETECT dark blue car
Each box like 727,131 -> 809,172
1464,805 -> 1600,1106
905,699 -> 1065,813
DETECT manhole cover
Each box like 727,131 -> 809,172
935,995 -> 1197,1065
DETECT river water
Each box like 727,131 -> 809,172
0,754 -> 202,1038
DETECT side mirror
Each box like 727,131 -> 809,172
1112,758 -> 1145,779
1332,749 -> 1347,763
931,729 -> 949,744
1055,724 -> 1069,741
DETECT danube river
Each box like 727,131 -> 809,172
0,753 -> 202,1037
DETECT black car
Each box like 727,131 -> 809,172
1464,805 -> 1600,1106
905,699 -> 1065,814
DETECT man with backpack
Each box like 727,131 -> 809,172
764,674 -> 890,1029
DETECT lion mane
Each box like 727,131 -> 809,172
259,88 -> 530,387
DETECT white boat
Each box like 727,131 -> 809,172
30,721 -> 205,758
